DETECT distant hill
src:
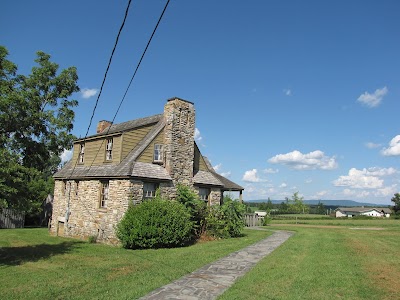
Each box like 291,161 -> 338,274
246,199 -> 389,207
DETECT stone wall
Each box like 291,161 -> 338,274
163,98 -> 195,187
51,179 -> 132,244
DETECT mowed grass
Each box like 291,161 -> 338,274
0,228 -> 271,300
219,219 -> 400,300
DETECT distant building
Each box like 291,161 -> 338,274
335,207 -> 391,218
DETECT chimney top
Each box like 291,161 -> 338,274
167,97 -> 194,105
96,120 -> 112,134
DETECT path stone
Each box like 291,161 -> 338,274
139,230 -> 293,300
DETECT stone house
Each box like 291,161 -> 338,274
50,97 -> 243,243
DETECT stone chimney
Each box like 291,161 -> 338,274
96,120 -> 112,134
163,97 -> 195,186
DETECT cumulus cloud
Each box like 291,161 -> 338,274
60,149 -> 73,163
365,142 -> 381,149
263,168 -> 279,174
279,183 -> 287,188
194,128 -> 202,142
333,167 -> 397,189
381,135 -> 400,156
242,169 -> 267,183
81,88 -> 98,99
357,86 -> 388,108
268,150 -> 337,170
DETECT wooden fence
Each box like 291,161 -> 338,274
0,208 -> 25,229
244,213 -> 263,227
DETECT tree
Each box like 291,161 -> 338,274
287,192 -> 309,214
316,201 -> 326,215
0,46 -> 79,213
391,193 -> 400,216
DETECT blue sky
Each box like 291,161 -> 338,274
2,0 -> 399,204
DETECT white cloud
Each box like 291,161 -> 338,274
279,183 -> 287,188
60,149 -> 73,163
263,168 -> 279,174
268,150 -> 337,170
381,135 -> 400,156
213,163 -> 222,172
220,171 -> 232,178
305,179 -> 313,184
332,167 -> 397,189
81,88 -> 98,99
283,89 -> 292,96
365,142 -> 381,149
194,128 -> 202,142
242,169 -> 267,183
357,86 -> 388,108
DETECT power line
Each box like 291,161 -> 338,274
84,0 -> 133,139
67,0 -> 132,180
63,0 -> 133,228
84,0 -> 171,173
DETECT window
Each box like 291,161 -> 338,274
199,188 -> 210,202
143,182 -> 158,200
105,138 -> 113,161
75,180 -> 79,196
100,181 -> 109,208
79,143 -> 85,163
153,144 -> 163,163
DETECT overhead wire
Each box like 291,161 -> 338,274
84,0 -> 171,174
60,0 -> 171,233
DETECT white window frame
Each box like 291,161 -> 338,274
100,181 -> 109,208
79,143 -> 85,163
199,187 -> 210,202
153,144 -> 163,163
105,138 -> 113,161
143,182 -> 158,200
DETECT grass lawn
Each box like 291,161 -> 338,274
0,228 -> 271,299
219,219 -> 400,300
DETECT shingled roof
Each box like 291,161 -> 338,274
55,113 -> 243,191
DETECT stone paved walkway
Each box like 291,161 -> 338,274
139,229 -> 293,300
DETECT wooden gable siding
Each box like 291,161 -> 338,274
137,128 -> 164,163
120,124 -> 155,160
194,143 -> 208,171
72,135 -> 122,166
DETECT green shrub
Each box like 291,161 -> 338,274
116,199 -> 193,249
206,198 -> 245,238
176,184 -> 207,237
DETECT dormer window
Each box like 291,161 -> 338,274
78,143 -> 85,163
153,144 -> 163,163
106,138 -> 113,161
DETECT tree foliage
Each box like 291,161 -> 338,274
391,193 -> 400,216
0,46 -> 79,213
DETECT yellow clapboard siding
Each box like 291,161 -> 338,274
73,135 -> 122,166
194,143 -> 208,171
137,129 -> 164,163
121,125 -> 155,159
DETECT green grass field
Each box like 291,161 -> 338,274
0,228 -> 271,299
219,219 -> 400,300
1,219 -> 399,300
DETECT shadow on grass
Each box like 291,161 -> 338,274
0,241 -> 84,266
